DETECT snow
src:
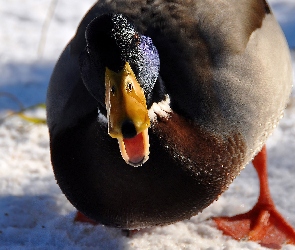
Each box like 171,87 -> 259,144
0,0 -> 295,249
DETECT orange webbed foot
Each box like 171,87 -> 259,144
214,203 -> 295,249
74,211 -> 99,225
74,211 -> 142,236
213,146 -> 295,249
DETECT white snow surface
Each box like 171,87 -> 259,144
0,0 -> 295,249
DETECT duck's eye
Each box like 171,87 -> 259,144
111,86 -> 116,95
126,82 -> 133,92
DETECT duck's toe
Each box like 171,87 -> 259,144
214,205 -> 295,249
74,211 -> 99,225
213,146 -> 295,249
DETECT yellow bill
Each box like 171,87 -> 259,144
105,62 -> 150,166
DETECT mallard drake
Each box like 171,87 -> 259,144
47,0 -> 295,247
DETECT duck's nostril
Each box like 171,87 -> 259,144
121,120 -> 137,138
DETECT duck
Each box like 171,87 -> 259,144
46,0 -> 295,248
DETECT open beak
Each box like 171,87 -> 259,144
105,62 -> 150,166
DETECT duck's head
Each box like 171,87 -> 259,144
79,14 -> 163,167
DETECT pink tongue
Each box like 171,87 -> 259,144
123,132 -> 145,164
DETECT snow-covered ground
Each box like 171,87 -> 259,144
0,0 -> 295,249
